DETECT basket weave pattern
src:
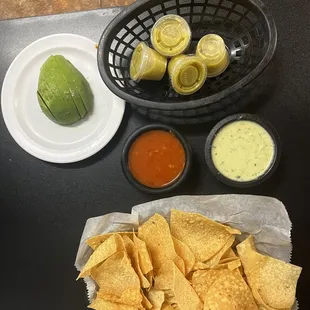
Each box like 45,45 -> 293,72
106,0 -> 267,102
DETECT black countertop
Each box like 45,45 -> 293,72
0,2 -> 309,309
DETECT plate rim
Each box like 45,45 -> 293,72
1,33 -> 126,164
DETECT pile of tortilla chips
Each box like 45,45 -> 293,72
77,209 -> 302,310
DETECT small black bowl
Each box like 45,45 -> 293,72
121,124 -> 192,194
205,114 -> 281,188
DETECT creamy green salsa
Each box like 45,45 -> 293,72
211,120 -> 275,182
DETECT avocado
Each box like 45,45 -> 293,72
37,92 -> 55,121
39,56 -> 81,124
37,55 -> 94,125
62,58 -> 94,113
54,55 -> 88,118
38,78 -> 79,125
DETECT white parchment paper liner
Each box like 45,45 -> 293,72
74,194 -> 298,309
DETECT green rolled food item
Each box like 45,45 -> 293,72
37,55 -> 94,125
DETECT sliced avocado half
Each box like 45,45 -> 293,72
40,56 -> 81,123
37,55 -> 94,125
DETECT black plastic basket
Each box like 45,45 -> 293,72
97,0 -> 277,122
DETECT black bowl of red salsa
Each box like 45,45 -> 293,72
121,124 -> 192,194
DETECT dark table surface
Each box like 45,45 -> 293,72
0,2 -> 309,309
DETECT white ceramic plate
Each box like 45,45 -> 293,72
1,34 -> 125,163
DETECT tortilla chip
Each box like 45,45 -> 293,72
146,288 -> 165,309
221,247 -> 237,260
161,303 -> 175,309
203,269 -> 258,310
88,297 -> 137,310
192,261 -> 208,271
236,235 -> 302,309
146,271 -> 154,289
172,236 -> 195,275
250,287 -> 292,310
192,269 -> 227,302
250,287 -> 279,310
213,258 -> 241,271
155,260 -> 203,310
123,235 -> 150,288
170,209 -> 240,262
191,257 -> 241,282
133,234 -> 153,275
87,232 -> 135,250
78,234 -> 125,279
203,236 -> 235,268
141,291 -> 153,309
138,214 -> 185,274
92,251 -> 142,306
219,257 -> 239,264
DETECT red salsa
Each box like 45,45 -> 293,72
128,130 -> 186,188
